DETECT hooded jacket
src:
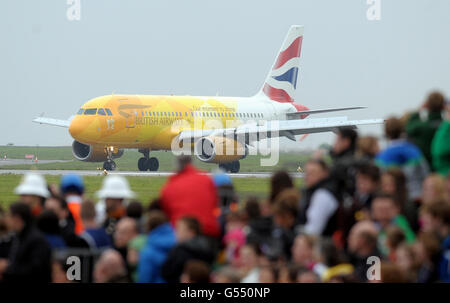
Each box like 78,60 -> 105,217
137,223 -> 176,283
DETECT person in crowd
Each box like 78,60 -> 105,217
161,216 -> 215,283
419,200 -> 450,282
0,202 -> 52,282
356,136 -> 380,161
238,243 -> 262,283
394,243 -> 418,282
380,169 -> 408,212
345,164 -> 382,237
212,266 -> 241,283
180,260 -> 211,283
378,262 -> 408,283
277,264 -> 300,283
347,220 -> 380,282
314,237 -> 354,282
413,231 -> 441,283
127,232 -> 147,282
291,234 -> 317,270
244,197 -> 276,259
298,159 -> 340,237
431,101 -> 450,176
60,173 -> 85,235
93,249 -> 130,283
222,219 -> 247,268
385,226 -> 406,261
405,91 -> 445,168
422,174 -> 448,205
137,210 -> 176,283
160,156 -> 220,239
269,171 -> 294,205
126,201 -> 144,221
354,164 -> 381,211
80,200 -> 112,249
329,127 -> 359,202
371,193 -> 415,257
96,175 -> 135,238
272,188 -> 301,260
376,116 -> 430,202
36,209 -> 67,249
297,267 -> 321,283
113,217 -> 139,263
212,171 -> 238,237
258,265 -> 278,283
0,207 -> 13,260
14,173 -> 50,217
45,194 -> 88,248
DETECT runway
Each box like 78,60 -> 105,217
0,159 -> 70,167
0,169 -> 304,179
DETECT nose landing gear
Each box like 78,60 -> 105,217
138,149 -> 159,171
103,146 -> 117,171
219,161 -> 240,173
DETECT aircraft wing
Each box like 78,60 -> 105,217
178,116 -> 384,142
32,117 -> 71,128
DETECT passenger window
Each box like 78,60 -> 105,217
97,108 -> 106,116
105,108 -> 113,116
77,108 -> 84,115
84,108 -> 97,115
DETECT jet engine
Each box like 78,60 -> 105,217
72,140 -> 124,162
194,136 -> 247,163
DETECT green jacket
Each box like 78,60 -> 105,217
431,120 -> 450,176
405,111 -> 443,168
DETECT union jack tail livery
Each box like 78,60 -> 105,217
260,25 -> 304,103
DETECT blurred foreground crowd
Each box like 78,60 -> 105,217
0,91 -> 449,283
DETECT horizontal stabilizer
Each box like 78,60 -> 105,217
287,106 -> 366,119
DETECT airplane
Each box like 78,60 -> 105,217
33,25 -> 383,173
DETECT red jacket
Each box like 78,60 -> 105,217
161,164 -> 220,237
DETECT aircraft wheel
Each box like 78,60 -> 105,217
138,157 -> 147,171
230,161 -> 240,173
147,157 -> 159,171
219,163 -> 229,172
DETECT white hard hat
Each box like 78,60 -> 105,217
96,175 -> 135,199
14,173 -> 50,198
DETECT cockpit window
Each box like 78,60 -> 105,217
97,108 -> 106,116
77,108 -> 84,115
84,108 -> 97,115
105,108 -> 113,116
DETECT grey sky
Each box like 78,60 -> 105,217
1,0 -> 449,149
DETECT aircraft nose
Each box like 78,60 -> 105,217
69,119 -> 83,139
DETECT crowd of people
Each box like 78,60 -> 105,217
0,91 -> 449,283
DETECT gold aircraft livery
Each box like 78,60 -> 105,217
33,25 -> 383,173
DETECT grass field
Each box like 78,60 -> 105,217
0,174 -> 303,208
0,145 -> 306,207
0,146 -> 311,172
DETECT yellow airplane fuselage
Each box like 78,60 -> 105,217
68,94 -> 260,151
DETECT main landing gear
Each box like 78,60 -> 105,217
219,161 -> 240,173
103,146 -> 117,171
138,149 -> 159,171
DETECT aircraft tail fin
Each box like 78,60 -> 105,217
258,25 -> 304,103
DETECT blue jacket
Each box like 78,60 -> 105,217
137,223 -> 176,283
439,235 -> 450,282
376,139 -> 429,200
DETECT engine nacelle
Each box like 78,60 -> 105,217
72,140 -> 124,162
194,136 -> 247,163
